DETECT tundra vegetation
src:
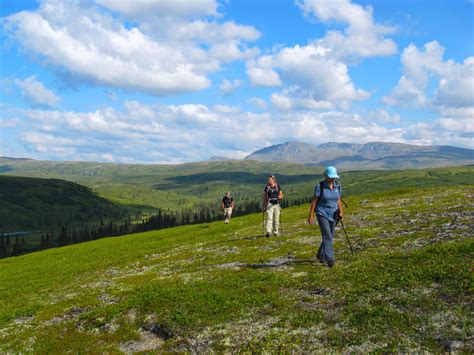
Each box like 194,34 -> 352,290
0,170 -> 472,352
1,161 -> 472,256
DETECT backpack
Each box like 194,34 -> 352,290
266,184 -> 281,205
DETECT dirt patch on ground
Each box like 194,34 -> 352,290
119,328 -> 165,353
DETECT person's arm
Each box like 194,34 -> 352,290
262,190 -> 268,210
337,198 -> 343,220
221,199 -> 225,210
278,185 -> 283,200
308,184 -> 320,224
308,197 -> 318,224
231,199 -> 235,209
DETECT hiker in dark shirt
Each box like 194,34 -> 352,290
221,191 -> 234,224
263,175 -> 283,237
308,166 -> 343,268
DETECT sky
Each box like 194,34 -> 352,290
0,0 -> 473,164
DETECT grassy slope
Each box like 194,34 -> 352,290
0,184 -> 472,352
0,175 -> 123,230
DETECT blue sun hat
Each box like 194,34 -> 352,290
324,165 -> 339,179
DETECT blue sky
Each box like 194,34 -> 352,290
0,0 -> 473,163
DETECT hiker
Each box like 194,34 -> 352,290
221,191 -> 234,224
263,175 -> 283,237
307,166 -> 343,268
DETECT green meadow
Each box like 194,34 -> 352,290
2,157 -> 473,214
0,175 -> 123,229
1,163 -> 473,256
1,176 -> 472,352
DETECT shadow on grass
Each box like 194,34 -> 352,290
244,258 -> 315,269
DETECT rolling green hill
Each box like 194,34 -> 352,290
0,175 -> 130,256
1,181 -> 472,352
0,158 -> 321,212
1,157 -> 473,214
0,175 -> 124,230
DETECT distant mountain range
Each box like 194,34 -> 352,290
244,142 -> 474,169
1,141 -> 473,171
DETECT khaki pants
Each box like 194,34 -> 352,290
265,204 -> 280,236
224,207 -> 233,223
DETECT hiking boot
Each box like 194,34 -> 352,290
327,261 -> 335,268
266,232 -> 271,238
273,232 -> 279,237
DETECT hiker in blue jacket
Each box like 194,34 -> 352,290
308,166 -> 343,268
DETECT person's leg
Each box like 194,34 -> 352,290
227,207 -> 233,222
265,205 -> 274,236
317,215 -> 335,266
224,208 -> 231,223
272,205 -> 280,236
316,243 -> 325,263
326,219 -> 336,266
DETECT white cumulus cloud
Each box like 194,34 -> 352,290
12,99 -> 471,164
219,79 -> 243,95
383,41 -> 474,110
248,0 -> 394,110
296,0 -> 397,60
14,76 -> 60,106
96,0 -> 218,19
4,0 -> 260,96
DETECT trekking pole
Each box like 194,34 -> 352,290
279,206 -> 283,237
341,198 -> 349,209
337,219 -> 354,254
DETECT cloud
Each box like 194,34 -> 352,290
367,109 -> 401,124
296,0 -> 397,60
14,76 -> 60,106
12,99 -> 472,164
96,0 -> 218,19
247,56 -> 282,87
434,59 -> 474,108
4,1 -> 260,96
219,79 -> 243,95
252,44 -> 369,109
383,41 -> 474,110
382,76 -> 426,108
0,117 -> 20,128
213,104 -> 241,114
247,97 -> 267,110
402,122 -> 474,148
270,91 -> 333,111
248,0 -> 395,109
436,118 -> 474,133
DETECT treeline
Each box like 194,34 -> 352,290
135,195 -> 313,232
0,217 -> 133,258
12,203 -> 127,229
0,235 -> 28,258
0,195 -> 313,258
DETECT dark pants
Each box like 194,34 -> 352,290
316,215 -> 335,263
